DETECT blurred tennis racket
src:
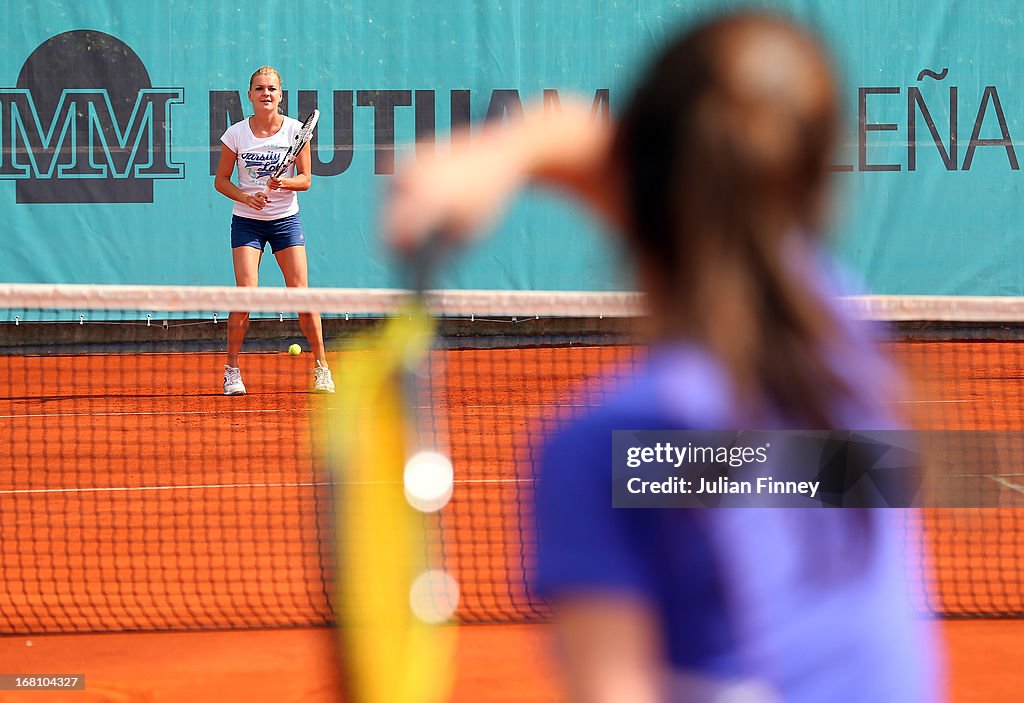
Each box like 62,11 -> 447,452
324,241 -> 458,703
262,108 -> 319,196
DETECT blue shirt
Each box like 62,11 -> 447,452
534,279 -> 940,701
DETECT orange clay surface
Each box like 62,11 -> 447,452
0,621 -> 1018,702
0,347 -> 632,631
0,343 -> 1022,700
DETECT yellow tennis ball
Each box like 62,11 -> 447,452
288,344 -> 301,356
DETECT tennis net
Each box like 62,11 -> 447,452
0,284 -> 1021,634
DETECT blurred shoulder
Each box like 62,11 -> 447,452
543,346 -> 732,461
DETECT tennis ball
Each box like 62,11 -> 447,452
288,344 -> 301,356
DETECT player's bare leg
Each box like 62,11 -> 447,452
275,245 -> 328,364
225,246 -> 262,395
276,245 -> 334,392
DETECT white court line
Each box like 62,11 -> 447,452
0,403 -> 588,420
0,482 -> 328,495
890,399 -> 976,404
944,472 -> 1024,479
0,408 -> 295,420
0,477 -> 534,496
990,476 -> 1024,494
462,404 -> 591,409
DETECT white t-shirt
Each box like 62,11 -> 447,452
220,116 -> 303,221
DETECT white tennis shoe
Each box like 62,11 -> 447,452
223,365 -> 246,396
313,360 -> 335,394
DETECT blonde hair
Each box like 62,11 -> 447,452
249,65 -> 282,90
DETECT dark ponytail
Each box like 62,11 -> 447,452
616,12 -> 852,427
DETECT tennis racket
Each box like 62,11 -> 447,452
323,241 -> 458,703
261,108 -> 319,196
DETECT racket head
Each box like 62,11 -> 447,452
270,108 -> 320,180
324,298 -> 458,703
296,107 -> 320,143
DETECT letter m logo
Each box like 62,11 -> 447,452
0,88 -> 184,203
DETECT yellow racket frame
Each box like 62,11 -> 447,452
325,301 -> 456,703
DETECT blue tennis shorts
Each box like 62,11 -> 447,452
231,213 -> 305,253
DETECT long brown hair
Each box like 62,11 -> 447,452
616,12 -> 850,427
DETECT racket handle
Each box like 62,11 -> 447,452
260,175 -> 281,197
405,230 -> 448,295
261,163 -> 290,197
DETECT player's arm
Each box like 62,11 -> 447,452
385,98 -> 625,250
554,595 -> 665,703
520,100 -> 624,229
214,144 -> 266,211
267,143 -> 312,192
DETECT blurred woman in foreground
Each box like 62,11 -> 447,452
387,11 -> 941,703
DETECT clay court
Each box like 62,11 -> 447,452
1,338 -> 1022,700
